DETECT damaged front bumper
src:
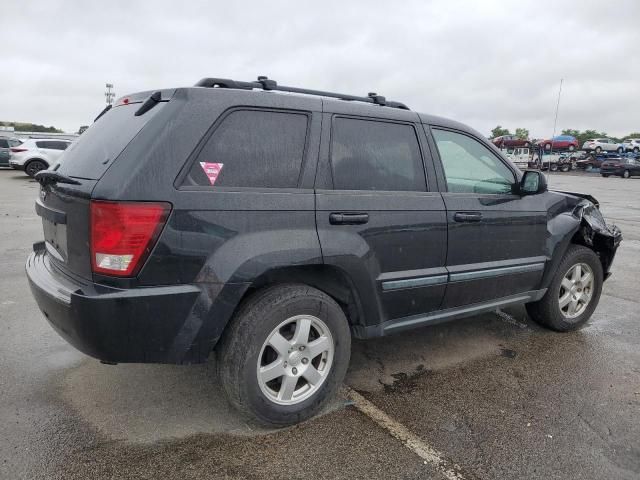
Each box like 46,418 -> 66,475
573,198 -> 622,277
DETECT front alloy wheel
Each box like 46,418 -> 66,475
526,245 -> 603,332
558,263 -> 594,319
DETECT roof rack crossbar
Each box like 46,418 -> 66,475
194,76 -> 410,110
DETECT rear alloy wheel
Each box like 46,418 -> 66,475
526,245 -> 603,331
25,160 -> 47,177
217,284 -> 351,426
623,170 -> 631,179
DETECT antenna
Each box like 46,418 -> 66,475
105,83 -> 115,105
546,78 -> 563,182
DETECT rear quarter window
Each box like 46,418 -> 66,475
184,109 -> 309,189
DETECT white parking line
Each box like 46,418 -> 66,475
345,387 -> 466,480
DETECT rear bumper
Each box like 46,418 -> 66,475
9,161 -> 23,170
26,244 -> 232,364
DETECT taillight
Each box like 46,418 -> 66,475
10,148 -> 27,152
90,200 -> 171,277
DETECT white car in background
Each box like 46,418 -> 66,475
581,138 -> 624,154
622,138 -> 640,153
9,139 -> 72,177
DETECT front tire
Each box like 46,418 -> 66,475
526,245 -> 603,332
617,147 -> 623,153
217,284 -> 351,426
623,170 -> 631,178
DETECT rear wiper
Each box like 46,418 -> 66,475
94,104 -> 112,122
135,91 -> 162,116
34,170 -> 81,186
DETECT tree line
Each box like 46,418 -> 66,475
490,125 -> 640,146
0,122 -> 63,133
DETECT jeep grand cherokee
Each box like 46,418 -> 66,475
26,77 -> 622,426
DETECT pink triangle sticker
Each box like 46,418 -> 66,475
199,162 -> 223,185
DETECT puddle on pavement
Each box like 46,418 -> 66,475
61,359 -> 345,443
346,310 -> 533,393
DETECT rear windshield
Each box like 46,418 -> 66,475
57,102 -> 166,179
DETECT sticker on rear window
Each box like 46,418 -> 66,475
199,162 -> 223,186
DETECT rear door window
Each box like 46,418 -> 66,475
56,102 -> 166,180
185,110 -> 309,189
330,117 -> 426,192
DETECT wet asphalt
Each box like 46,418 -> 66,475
0,170 -> 638,479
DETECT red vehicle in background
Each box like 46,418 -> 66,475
492,135 -> 531,149
536,135 -> 579,152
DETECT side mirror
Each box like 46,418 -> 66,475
519,170 -> 547,195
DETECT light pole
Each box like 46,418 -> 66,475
105,83 -> 115,105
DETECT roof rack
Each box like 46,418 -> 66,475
194,76 -> 410,110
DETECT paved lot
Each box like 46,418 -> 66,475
1,169 -> 638,479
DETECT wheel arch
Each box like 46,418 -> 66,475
238,264 -> 366,333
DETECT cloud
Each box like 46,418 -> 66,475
1,0 -> 638,137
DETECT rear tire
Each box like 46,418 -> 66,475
550,163 -> 558,172
617,147 -> 623,153
217,284 -> 351,426
623,170 -> 631,178
526,245 -> 603,332
25,159 -> 47,177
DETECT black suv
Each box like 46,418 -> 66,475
27,77 -> 622,426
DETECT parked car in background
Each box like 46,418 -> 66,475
622,138 -> 640,153
601,158 -> 640,178
9,139 -> 72,177
492,135 -> 531,149
0,137 -> 22,167
536,135 -> 579,152
582,138 -> 624,154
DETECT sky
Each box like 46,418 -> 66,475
1,0 -> 639,138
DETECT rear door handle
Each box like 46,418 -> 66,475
453,212 -> 482,223
329,212 -> 369,225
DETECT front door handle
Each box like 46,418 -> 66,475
329,212 -> 369,225
453,212 -> 482,223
